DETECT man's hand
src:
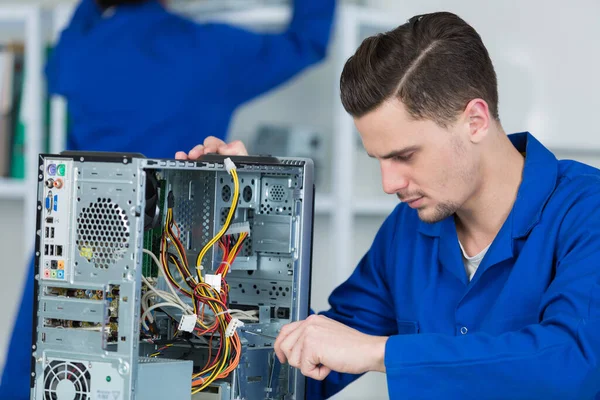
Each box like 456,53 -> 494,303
175,136 -> 248,160
274,315 -> 388,381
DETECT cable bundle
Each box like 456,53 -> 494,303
142,159 -> 251,394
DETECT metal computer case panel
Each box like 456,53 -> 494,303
31,153 -> 314,400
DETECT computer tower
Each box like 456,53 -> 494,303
30,152 -> 314,400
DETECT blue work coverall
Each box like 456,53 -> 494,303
0,0 -> 334,397
308,132 -> 600,399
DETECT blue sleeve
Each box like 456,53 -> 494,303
384,191 -> 600,399
0,258 -> 34,400
46,0 -> 100,95
64,0 -> 100,30
307,210 -> 400,399
195,0 -> 336,106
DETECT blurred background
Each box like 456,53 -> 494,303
0,0 -> 599,399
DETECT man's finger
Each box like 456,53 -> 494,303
215,141 -> 248,156
174,151 -> 188,160
274,321 -> 303,363
301,342 -> 331,381
287,334 -> 305,368
203,146 -> 218,155
302,363 -> 332,381
188,144 -> 205,160
277,322 -> 308,367
227,140 -> 249,156
203,136 -> 227,150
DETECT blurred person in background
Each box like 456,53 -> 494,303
0,0 -> 335,398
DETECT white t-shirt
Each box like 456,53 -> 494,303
459,241 -> 491,281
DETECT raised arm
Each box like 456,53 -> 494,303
192,0 -> 336,106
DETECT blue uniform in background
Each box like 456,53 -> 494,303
47,0 -> 335,157
308,133 -> 600,399
0,0 -> 334,398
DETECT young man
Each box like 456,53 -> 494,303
180,12 -> 600,400
0,0 -> 335,398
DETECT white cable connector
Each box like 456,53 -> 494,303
225,221 -> 251,236
224,158 -> 236,174
205,274 -> 222,292
178,314 -> 197,333
225,318 -> 244,338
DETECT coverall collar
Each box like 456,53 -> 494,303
417,132 -> 559,284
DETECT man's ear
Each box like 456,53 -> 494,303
463,98 -> 490,144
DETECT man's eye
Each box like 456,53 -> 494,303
393,153 -> 413,162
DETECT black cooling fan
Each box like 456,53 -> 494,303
43,360 -> 91,400
144,171 -> 161,231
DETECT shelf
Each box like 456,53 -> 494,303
0,5 -> 39,21
0,177 -> 28,200
176,3 -> 289,25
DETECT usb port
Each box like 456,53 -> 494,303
45,227 -> 49,238
56,245 -> 63,257
49,245 -> 54,256
44,244 -> 49,255
50,228 -> 55,239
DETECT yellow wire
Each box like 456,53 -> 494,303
166,210 -> 192,282
195,168 -> 240,281
192,319 -> 232,393
222,232 -> 248,277
154,167 -> 244,395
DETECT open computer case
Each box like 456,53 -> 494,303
30,152 -> 315,400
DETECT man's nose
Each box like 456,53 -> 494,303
381,162 -> 409,194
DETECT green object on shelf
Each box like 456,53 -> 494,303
9,121 -> 25,179
9,50 -> 25,179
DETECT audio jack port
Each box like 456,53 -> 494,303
45,179 -> 54,189
53,178 -> 64,189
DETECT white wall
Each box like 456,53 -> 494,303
366,0 -> 600,149
0,201 -> 26,375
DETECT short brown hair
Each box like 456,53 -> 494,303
340,12 -> 499,127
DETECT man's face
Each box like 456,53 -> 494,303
355,99 -> 479,223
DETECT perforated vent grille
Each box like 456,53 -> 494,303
201,175 -> 212,245
176,200 -> 194,239
173,173 -> 214,252
76,198 -> 130,269
259,203 -> 293,215
268,185 -> 285,202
